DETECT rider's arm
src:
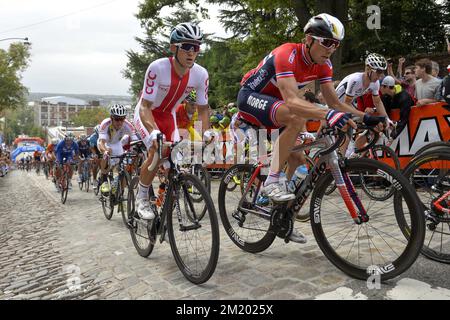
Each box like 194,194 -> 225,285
277,77 -> 329,119
55,142 -> 63,164
98,139 -> 109,154
195,69 -> 210,134
372,95 -> 389,117
139,99 -> 159,133
320,82 -> 365,117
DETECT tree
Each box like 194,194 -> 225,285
0,43 -> 31,114
72,108 -> 110,127
3,105 -> 44,145
122,2 -> 205,101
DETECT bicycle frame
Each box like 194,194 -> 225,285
237,132 -> 370,224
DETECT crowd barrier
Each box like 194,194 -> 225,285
205,102 -> 450,171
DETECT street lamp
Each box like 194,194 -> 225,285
0,37 -> 30,45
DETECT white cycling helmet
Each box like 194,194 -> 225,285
51,138 -> 58,145
304,13 -> 345,41
170,22 -> 203,44
110,104 -> 126,117
365,53 -> 387,71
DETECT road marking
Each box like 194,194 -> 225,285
315,287 -> 368,300
386,278 -> 450,300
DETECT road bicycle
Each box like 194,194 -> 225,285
218,124 -> 425,281
395,146 -> 450,263
126,135 -> 220,284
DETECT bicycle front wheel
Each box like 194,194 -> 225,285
60,172 -> 69,204
398,151 -> 450,263
166,173 -> 220,284
310,158 -> 425,281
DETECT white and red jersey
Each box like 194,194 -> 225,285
240,43 -> 333,99
140,57 -> 209,112
134,57 -> 209,144
98,118 -> 135,145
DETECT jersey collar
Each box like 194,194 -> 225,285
301,44 -> 313,67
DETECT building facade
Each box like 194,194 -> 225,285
33,96 -> 101,127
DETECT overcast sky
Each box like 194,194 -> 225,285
0,0 -> 227,96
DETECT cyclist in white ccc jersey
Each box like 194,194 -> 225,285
98,104 -> 136,191
133,22 -> 211,220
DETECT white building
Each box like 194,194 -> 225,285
33,96 -> 101,127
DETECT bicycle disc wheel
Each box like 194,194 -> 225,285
128,176 -> 154,257
360,144 -> 400,201
311,158 -> 425,281
166,173 -> 219,284
218,164 -> 276,253
398,151 -> 450,263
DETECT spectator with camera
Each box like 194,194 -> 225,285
414,58 -> 442,106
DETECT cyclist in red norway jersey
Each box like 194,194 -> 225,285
133,22 -> 211,220
237,14 -> 385,243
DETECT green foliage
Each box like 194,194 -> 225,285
124,0 -> 449,104
0,43 -> 31,113
72,108 -> 110,127
3,105 -> 44,145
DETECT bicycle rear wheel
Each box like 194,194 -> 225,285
398,151 -> 450,263
218,164 -> 276,253
360,144 -> 400,201
166,173 -> 219,284
128,176 -> 154,257
310,158 -> 425,281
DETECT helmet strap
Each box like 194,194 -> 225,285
306,38 -> 318,65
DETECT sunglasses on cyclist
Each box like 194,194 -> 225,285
370,69 -> 385,75
382,85 -> 395,89
311,35 -> 340,49
113,116 -> 126,122
404,71 -> 412,75
176,43 -> 200,52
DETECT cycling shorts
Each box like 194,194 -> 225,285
237,87 -> 285,129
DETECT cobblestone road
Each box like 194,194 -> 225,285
1,170 -> 449,300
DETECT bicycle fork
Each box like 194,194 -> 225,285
327,152 -> 369,224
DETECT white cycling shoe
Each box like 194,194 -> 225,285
136,198 -> 155,220
262,180 -> 295,202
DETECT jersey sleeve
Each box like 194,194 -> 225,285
98,119 -> 110,141
141,61 -> 160,102
318,60 -> 333,85
370,81 -> 380,96
196,67 -> 209,106
274,44 -> 297,80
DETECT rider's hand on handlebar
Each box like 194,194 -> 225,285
326,110 -> 357,132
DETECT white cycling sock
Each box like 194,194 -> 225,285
264,170 -> 280,187
137,182 -> 150,200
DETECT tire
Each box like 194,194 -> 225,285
128,176 -> 154,257
60,172 -> 69,204
167,173 -> 220,284
218,164 -> 276,253
310,158 -> 425,281
120,172 -> 131,228
415,141 -> 450,157
102,177 -> 114,220
94,177 -> 100,196
397,151 -> 450,263
360,144 -> 401,201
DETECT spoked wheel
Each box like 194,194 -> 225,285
311,158 -> 425,281
60,172 -> 69,204
397,151 -> 450,264
101,177 -> 114,220
94,178 -> 100,196
218,164 -> 276,253
128,176 -> 155,257
119,172 -> 131,228
360,144 -> 400,201
167,173 -> 219,284
187,164 -> 211,203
